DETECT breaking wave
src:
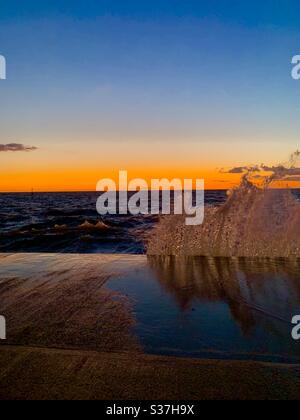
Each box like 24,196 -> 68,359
147,152 -> 300,258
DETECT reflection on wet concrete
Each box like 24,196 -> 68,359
148,257 -> 300,332
107,256 -> 300,362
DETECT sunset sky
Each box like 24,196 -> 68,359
1,1 -> 300,192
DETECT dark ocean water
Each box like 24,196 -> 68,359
0,191 -> 227,254
1,190 -> 300,254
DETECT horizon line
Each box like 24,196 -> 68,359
0,188 -> 229,194
1,187 -> 300,194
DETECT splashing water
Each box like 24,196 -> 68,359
147,153 -> 300,258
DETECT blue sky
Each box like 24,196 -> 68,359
0,1 -> 300,191
1,1 -> 300,27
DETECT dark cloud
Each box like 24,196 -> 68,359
0,143 -> 38,152
221,163 -> 300,183
261,165 -> 300,176
226,167 -> 247,174
220,151 -> 300,183
220,165 -> 260,174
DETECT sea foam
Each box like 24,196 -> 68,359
147,161 -> 300,258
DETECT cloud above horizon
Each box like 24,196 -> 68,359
220,165 -> 260,174
224,167 -> 247,174
0,143 -> 38,152
220,163 -> 300,183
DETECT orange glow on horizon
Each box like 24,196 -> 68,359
1,165 -> 300,193
0,167 -> 242,192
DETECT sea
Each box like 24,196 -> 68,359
0,190 -> 227,254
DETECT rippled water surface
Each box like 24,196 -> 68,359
0,191 -> 227,253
